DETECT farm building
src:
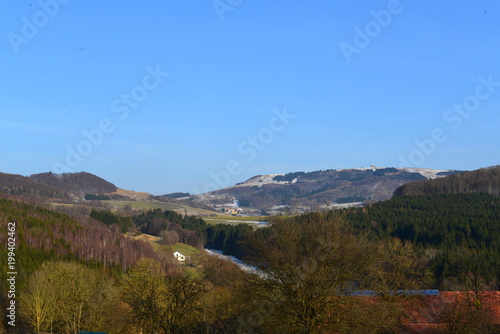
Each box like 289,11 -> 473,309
173,251 -> 186,262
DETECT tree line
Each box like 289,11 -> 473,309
394,166 -> 499,196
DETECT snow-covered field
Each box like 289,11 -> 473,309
232,174 -> 289,188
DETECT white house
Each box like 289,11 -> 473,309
173,251 -> 186,262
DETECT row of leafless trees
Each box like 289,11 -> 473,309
20,215 -> 175,272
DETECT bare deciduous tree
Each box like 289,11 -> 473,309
160,229 -> 180,245
245,213 -> 380,333
20,261 -> 122,334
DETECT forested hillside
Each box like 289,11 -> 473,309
0,198 -> 232,333
394,166 -> 500,196
0,197 -> 169,284
341,193 -> 500,286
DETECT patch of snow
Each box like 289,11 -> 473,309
397,167 -> 452,179
327,202 -> 364,209
350,167 -> 381,171
232,174 -> 288,188
345,166 -> 453,180
223,198 -> 239,207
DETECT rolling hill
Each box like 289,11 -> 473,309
0,171 -> 120,200
189,167 -> 461,213
29,171 -> 118,194
0,171 -> 218,217
1,167 -> 479,215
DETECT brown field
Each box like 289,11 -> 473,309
131,233 -> 161,243
110,188 -> 153,200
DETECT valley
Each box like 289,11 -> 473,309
1,165 -> 499,332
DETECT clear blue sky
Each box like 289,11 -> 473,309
1,0 -> 499,195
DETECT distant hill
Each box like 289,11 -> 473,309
0,171 -> 119,199
0,172 -> 68,199
0,171 -> 215,216
191,167 -> 461,213
394,166 -> 500,197
29,171 -> 118,194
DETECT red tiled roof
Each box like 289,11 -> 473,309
402,291 -> 500,332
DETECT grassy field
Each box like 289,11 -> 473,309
103,200 -> 217,216
151,242 -> 200,256
105,200 -> 180,210
129,231 -> 199,256
202,215 -> 269,226
48,199 -> 216,218
170,243 -> 199,256
49,199 -> 269,228
104,201 -> 269,226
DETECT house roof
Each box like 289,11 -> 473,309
403,291 -> 500,332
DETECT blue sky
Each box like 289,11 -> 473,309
1,0 -> 500,195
